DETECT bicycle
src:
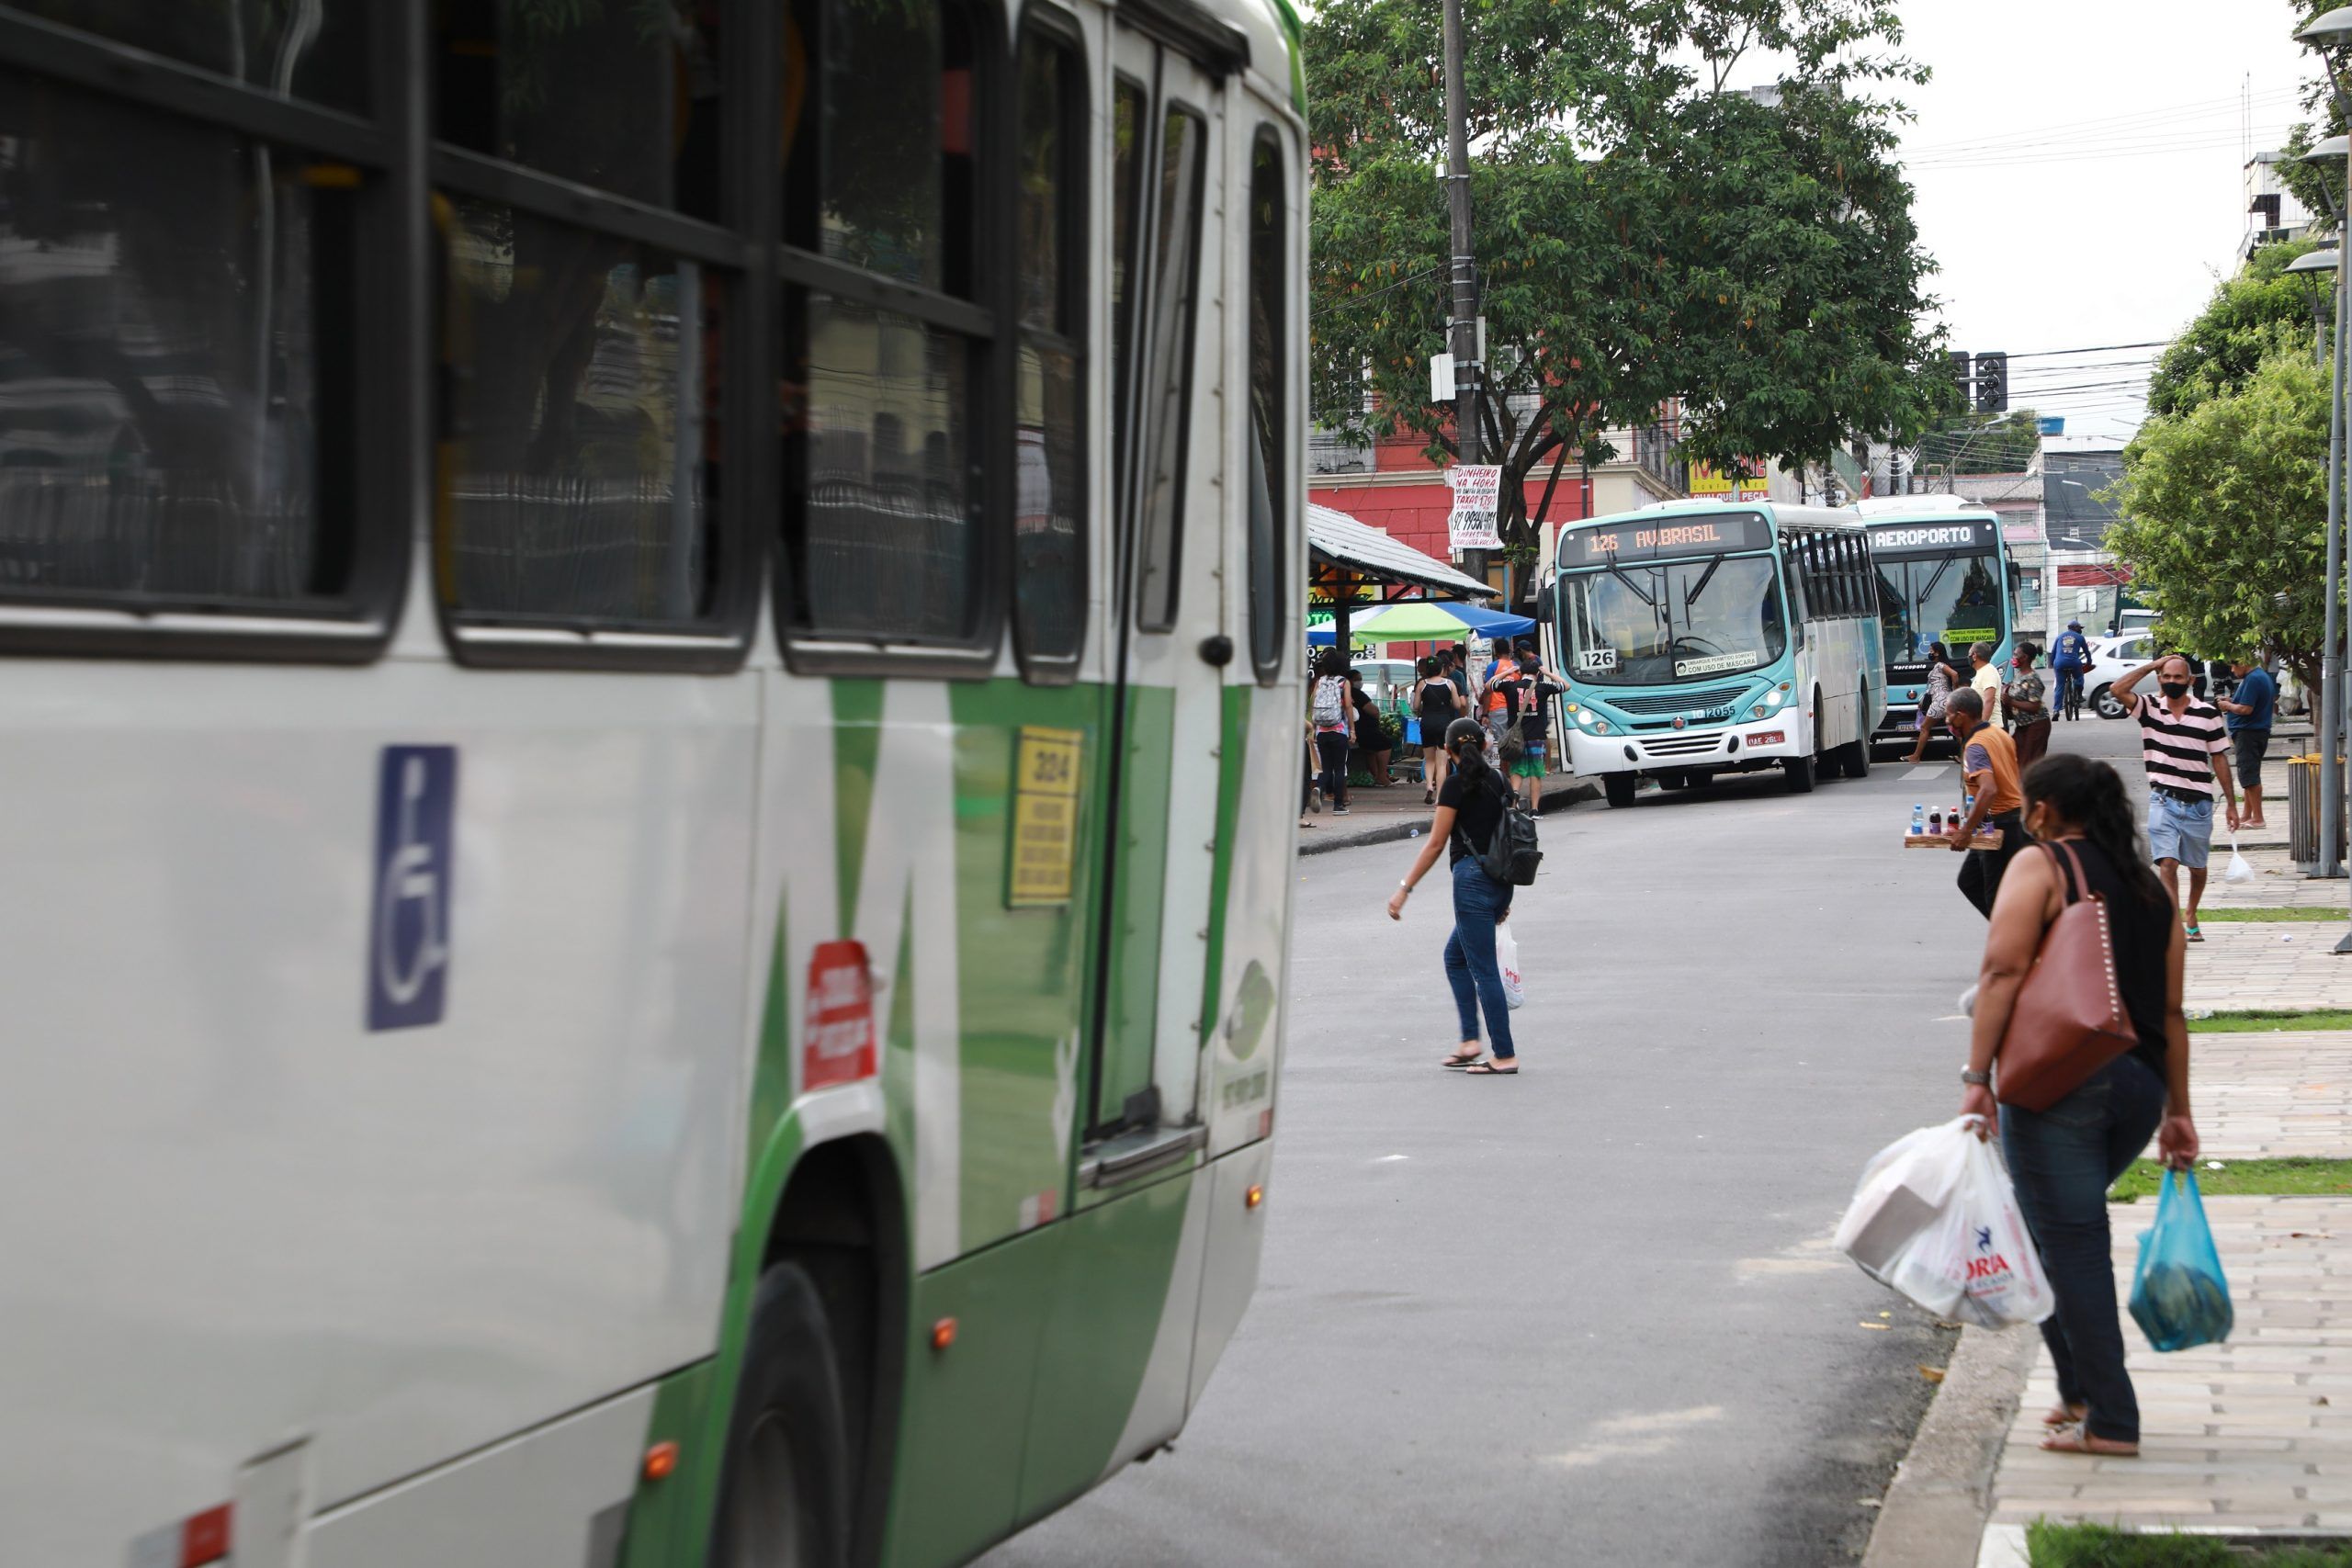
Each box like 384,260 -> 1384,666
2054,666 -> 2085,722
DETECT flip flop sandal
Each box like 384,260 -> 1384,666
1463,1060 -> 1518,1076
1441,1050 -> 1484,1069
2041,1403 -> 2087,1427
2186,924 -> 2204,942
2040,1427 -> 2136,1457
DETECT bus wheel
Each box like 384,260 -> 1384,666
711,1262 -> 852,1568
1782,755 -> 1815,794
1603,773 -> 1638,809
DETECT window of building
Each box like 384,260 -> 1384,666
1244,129 -> 1288,682
1012,24 -> 1086,671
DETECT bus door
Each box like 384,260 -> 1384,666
1085,32 -> 1224,1185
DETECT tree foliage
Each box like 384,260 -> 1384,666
1916,409 -> 2043,476
2109,352 -> 2331,689
2144,238 -> 2326,420
1306,0 -> 1953,553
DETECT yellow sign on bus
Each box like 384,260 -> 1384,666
1007,727 -> 1082,908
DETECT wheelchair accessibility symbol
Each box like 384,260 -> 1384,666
367,745 -> 458,1031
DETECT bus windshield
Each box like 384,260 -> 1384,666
1562,553 -> 1788,686
1874,551 -> 2006,668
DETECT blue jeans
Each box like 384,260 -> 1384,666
1443,857 -> 1516,1059
2001,1054 -> 2166,1443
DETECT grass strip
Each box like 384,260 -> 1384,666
2030,1519 -> 2352,1565
2109,1156 -> 2352,1202
2194,906 -> 2347,923
2188,1008 -> 2352,1033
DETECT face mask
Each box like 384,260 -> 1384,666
2159,681 -> 2190,698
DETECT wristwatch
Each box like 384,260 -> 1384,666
1961,1068 -> 1991,1087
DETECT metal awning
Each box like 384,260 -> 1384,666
1307,503 -> 1496,600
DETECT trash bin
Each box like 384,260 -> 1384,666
2289,755 -> 2348,866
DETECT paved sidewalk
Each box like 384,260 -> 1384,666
2186,921 -> 2352,1012
1985,1196 -> 2352,1537
2196,1031 -> 2352,1160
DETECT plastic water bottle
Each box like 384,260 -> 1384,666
1910,804 -> 1925,837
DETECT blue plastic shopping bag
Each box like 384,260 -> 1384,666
2128,1168 -> 2233,1352
1405,716 -> 1421,746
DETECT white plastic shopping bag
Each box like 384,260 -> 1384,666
2225,835 -> 2254,884
1835,1116 -> 2053,1327
1495,921 -> 1525,1010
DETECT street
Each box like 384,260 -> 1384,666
984,729 -> 2142,1568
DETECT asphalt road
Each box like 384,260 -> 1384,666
980,729 -> 2114,1568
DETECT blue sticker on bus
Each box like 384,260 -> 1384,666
368,745 -> 457,1032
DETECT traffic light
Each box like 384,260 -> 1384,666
1973,351 -> 2007,414
1947,349 -> 1969,398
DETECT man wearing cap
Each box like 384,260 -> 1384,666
2051,618 -> 2093,720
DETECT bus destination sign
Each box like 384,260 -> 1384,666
1869,518 -> 2000,557
1563,513 -> 1773,567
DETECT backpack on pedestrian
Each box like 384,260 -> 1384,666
1453,772 -> 1543,886
1311,673 -> 1347,727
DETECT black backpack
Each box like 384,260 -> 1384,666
1454,773 -> 1543,886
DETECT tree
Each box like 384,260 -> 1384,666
1916,409 -> 2044,476
2107,352 -> 2331,689
2144,238 -> 2326,419
1306,0 -> 1954,557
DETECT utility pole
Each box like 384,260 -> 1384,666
1442,0 -> 1483,585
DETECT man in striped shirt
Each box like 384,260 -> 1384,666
2114,652 -> 2241,942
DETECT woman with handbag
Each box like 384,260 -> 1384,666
1960,752 -> 2197,1458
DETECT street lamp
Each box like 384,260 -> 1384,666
2295,12 -> 2352,887
2288,248 -> 2340,368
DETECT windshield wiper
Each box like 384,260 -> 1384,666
1682,555 -> 1724,610
1604,562 -> 1657,610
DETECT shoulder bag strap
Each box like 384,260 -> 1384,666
2043,840 -> 2086,906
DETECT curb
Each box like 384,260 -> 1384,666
1295,779 -> 1601,857
1860,1325 -> 2040,1568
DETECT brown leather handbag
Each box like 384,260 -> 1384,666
1995,841 -> 2140,1111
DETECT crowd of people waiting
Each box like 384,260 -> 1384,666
1304,637 -> 1565,827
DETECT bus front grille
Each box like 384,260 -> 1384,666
1609,685 -> 1746,716
1639,733 -> 1727,759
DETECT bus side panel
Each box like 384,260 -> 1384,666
1012,1164 -> 1202,1522
880,1225 -> 1065,1568
303,1383 -> 652,1568
1200,682 -> 1292,1156
0,661 -> 755,1558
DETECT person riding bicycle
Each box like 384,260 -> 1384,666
2051,619 -> 2094,720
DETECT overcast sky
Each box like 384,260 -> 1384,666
1889,0 -> 2315,443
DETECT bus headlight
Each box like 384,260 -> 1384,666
1750,682 -> 1793,718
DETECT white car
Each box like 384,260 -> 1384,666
2081,630 -> 2211,717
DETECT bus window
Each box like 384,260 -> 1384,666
1245,129 -> 1289,682
0,71 -> 360,615
10,0 -> 370,112
434,0 -> 723,222
1134,107 -> 1206,632
433,1 -> 739,640
1012,26 -> 1087,670
1111,79 -> 1147,513
781,0 -> 988,647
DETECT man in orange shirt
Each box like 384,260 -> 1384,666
1943,687 -> 2027,917
1481,642 -> 1520,761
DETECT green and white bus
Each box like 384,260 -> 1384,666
1551,501 -> 1887,806
0,0 -> 1304,1563
1854,496 -> 2020,748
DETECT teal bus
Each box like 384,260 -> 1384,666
1854,497 -> 2020,750
1549,502 -> 1887,807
